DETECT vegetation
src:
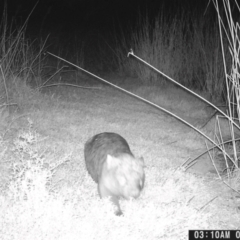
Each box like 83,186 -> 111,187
114,9 -> 228,101
0,0 -> 240,239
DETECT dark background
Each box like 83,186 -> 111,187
0,0 -> 229,82
7,1 -> 211,26
1,0 -> 212,38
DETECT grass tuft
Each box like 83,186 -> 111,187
113,9 -> 228,101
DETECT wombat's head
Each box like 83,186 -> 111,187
101,154 -> 145,200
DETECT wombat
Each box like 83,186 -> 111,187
84,132 -> 145,216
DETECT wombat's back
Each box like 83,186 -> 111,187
84,132 -> 133,183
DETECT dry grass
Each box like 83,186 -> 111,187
1,84 -> 240,239
207,0 -> 240,191
113,9 -> 228,101
1,1 -> 240,239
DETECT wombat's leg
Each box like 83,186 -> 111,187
110,196 -> 123,216
98,182 -> 123,216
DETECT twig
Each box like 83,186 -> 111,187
200,110 -> 218,129
128,49 -> 240,132
0,66 -> 9,104
46,51 -> 234,163
41,66 -> 68,86
0,103 -> 18,108
198,196 -> 218,212
206,141 -> 222,179
37,83 -> 102,90
183,137 -> 240,170
222,180 -> 240,195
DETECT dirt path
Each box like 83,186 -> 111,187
37,81 -> 214,175
1,78 -> 239,239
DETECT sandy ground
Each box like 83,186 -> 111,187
0,74 -> 239,239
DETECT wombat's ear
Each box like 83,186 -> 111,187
106,155 -> 121,169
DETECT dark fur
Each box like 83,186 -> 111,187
84,132 -> 145,216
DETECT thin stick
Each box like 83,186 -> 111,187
41,66 -> 68,86
46,52 -> 233,162
223,180 -> 240,195
128,49 -> 240,132
206,141 -> 222,179
184,137 -> 240,170
0,65 -> 9,104
198,196 -> 218,212
37,83 -> 101,90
